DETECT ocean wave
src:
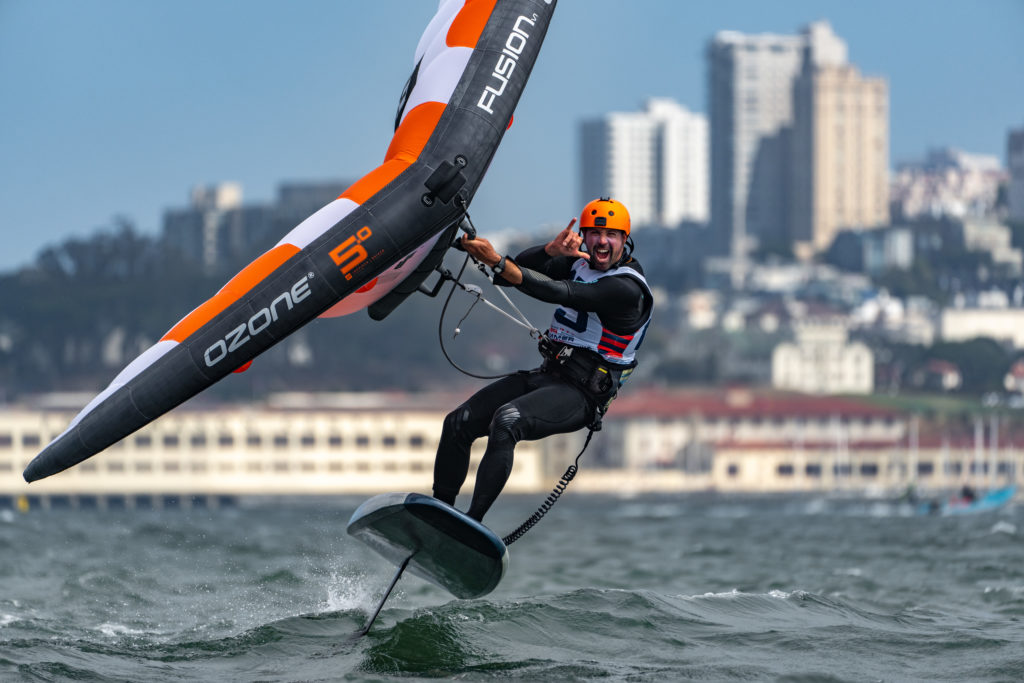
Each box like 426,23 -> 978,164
6,583 -> 1023,682
4,497 -> 1023,682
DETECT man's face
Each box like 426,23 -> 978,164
582,227 -> 626,271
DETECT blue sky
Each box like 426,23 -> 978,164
2,0 -> 1022,272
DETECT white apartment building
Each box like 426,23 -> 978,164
940,307 -> 1024,348
850,291 -> 937,346
962,218 -> 1023,272
771,319 -> 874,395
891,148 -> 1007,220
579,98 -> 708,227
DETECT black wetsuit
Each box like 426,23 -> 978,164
432,245 -> 652,521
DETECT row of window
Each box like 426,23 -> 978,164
724,461 -> 1019,478
3,415 -> 903,449
1,458 -> 434,475
0,494 -> 237,511
653,415 -> 897,427
0,431 -> 429,450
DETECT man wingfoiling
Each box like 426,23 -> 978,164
432,198 -> 654,521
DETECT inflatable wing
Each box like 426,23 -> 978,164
24,0 -> 556,483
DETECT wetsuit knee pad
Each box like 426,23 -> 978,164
443,406 -> 472,435
488,404 -> 522,444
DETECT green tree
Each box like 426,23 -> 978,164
928,338 -> 1011,394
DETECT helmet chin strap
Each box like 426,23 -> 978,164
620,236 -> 635,265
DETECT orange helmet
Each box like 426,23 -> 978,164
579,197 -> 630,236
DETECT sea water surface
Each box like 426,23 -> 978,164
1,493 -> 1022,682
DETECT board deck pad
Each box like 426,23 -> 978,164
347,492 -> 508,599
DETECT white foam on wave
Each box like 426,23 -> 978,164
691,589 -> 801,600
0,510 -> 14,524
0,614 -> 17,627
989,520 -> 1017,535
688,588 -> 812,603
97,622 -> 148,637
983,584 -> 1024,596
324,569 -> 390,613
698,588 -> 741,599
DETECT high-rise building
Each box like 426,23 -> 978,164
708,22 -> 889,269
791,23 -> 889,255
579,98 -> 707,228
708,29 -> 803,260
275,181 -> 352,228
1009,126 -> 1024,222
163,183 -> 246,272
162,180 -> 351,272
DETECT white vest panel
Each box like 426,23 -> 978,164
546,260 -> 652,366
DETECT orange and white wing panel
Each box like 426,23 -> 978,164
24,0 -> 556,482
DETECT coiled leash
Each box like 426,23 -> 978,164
501,428 -> 595,545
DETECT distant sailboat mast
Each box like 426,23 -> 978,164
973,416 -> 983,490
989,413 -> 998,489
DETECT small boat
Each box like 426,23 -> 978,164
917,485 -> 1017,516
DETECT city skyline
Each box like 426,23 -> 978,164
2,0 -> 1022,272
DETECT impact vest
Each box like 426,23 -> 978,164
546,260 -> 653,366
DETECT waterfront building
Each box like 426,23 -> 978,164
0,393 -> 543,509
590,389 -> 1022,497
4,390 -> 1021,507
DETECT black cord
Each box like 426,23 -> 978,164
501,428 -> 595,546
437,253 -> 516,381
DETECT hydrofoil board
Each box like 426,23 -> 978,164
347,492 -> 508,599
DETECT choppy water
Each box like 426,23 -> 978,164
1,493 -> 1022,682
